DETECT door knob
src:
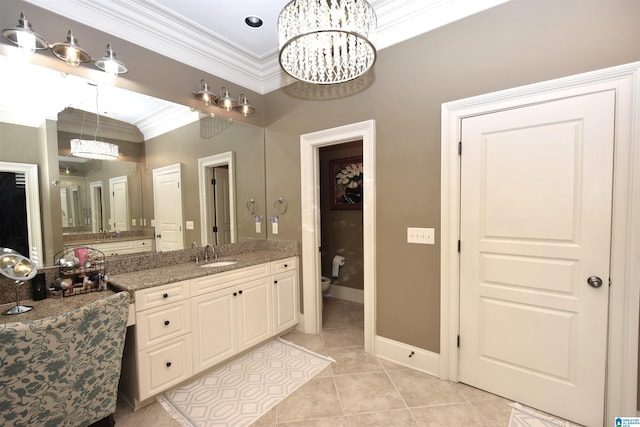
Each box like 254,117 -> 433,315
587,276 -> 603,288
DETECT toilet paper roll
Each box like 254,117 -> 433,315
332,255 -> 346,277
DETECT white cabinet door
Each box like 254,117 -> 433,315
272,270 -> 299,334
191,287 -> 237,374
237,277 -> 272,351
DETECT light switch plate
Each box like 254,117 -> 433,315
407,227 -> 435,244
185,220 -> 194,230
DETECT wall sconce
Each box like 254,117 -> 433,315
2,12 -> 129,78
193,79 -> 255,116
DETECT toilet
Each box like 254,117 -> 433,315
321,255 -> 346,295
321,276 -> 332,293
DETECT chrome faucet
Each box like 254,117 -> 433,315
203,244 -> 217,261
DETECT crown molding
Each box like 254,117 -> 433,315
23,0 -> 511,94
57,109 -> 145,143
134,103 -> 200,141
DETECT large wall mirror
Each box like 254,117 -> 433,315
0,54 -> 267,266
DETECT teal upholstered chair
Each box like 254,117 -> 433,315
0,292 -> 129,427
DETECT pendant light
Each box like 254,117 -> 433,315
278,0 -> 377,84
70,83 -> 119,161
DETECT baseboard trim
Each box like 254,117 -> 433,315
296,313 -> 305,331
327,285 -> 364,304
374,335 -> 440,377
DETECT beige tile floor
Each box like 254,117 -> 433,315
113,297 -> 529,426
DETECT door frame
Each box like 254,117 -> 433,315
300,120 -> 376,352
0,162 -> 43,266
198,151 -> 236,245
440,62 -> 640,420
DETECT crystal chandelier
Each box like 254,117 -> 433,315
278,0 -> 377,84
71,84 -> 119,161
70,139 -> 118,160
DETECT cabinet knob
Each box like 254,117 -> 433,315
164,320 -> 170,326
163,293 -> 169,299
284,264 -> 288,268
233,292 -> 237,296
274,280 -> 278,284
238,290 -> 243,295
166,362 -> 172,368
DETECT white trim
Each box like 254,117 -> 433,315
198,152 -> 237,245
300,120 -> 376,353
327,285 -> 365,304
0,162 -> 43,267
89,181 -> 103,233
440,62 -> 640,421
375,335 -> 440,376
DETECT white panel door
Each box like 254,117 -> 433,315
459,91 -> 615,426
109,176 -> 129,231
153,164 -> 183,251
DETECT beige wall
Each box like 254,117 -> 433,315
264,0 -> 640,352
142,119 -> 265,246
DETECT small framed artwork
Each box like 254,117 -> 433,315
330,156 -> 363,210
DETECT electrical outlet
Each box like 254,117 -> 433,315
407,227 -> 435,245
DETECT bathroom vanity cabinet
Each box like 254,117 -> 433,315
119,256 -> 299,409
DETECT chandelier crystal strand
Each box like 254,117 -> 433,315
278,0 -> 376,84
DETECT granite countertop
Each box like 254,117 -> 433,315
108,249 -> 298,298
0,291 -> 117,325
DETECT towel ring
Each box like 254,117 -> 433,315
246,199 -> 257,215
274,197 -> 288,215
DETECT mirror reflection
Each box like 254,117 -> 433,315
58,156 -> 142,234
0,55 -> 267,266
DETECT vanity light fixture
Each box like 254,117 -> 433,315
235,94 -> 255,117
1,12 -> 47,53
94,44 -> 128,78
70,84 -> 119,161
278,0 -> 377,84
193,79 -> 218,105
216,87 -> 237,111
50,29 -> 91,67
193,80 -> 255,116
2,13 -> 129,78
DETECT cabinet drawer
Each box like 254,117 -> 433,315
136,300 -> 191,349
133,239 -> 154,250
271,257 -> 297,274
138,334 -> 192,401
191,263 -> 271,296
135,280 -> 190,311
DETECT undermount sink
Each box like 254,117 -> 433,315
200,260 -> 237,268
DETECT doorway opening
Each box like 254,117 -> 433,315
300,120 -> 376,353
318,141 -> 364,320
198,152 -> 236,246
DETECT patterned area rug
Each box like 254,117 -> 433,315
158,338 -> 334,426
508,403 -> 572,427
